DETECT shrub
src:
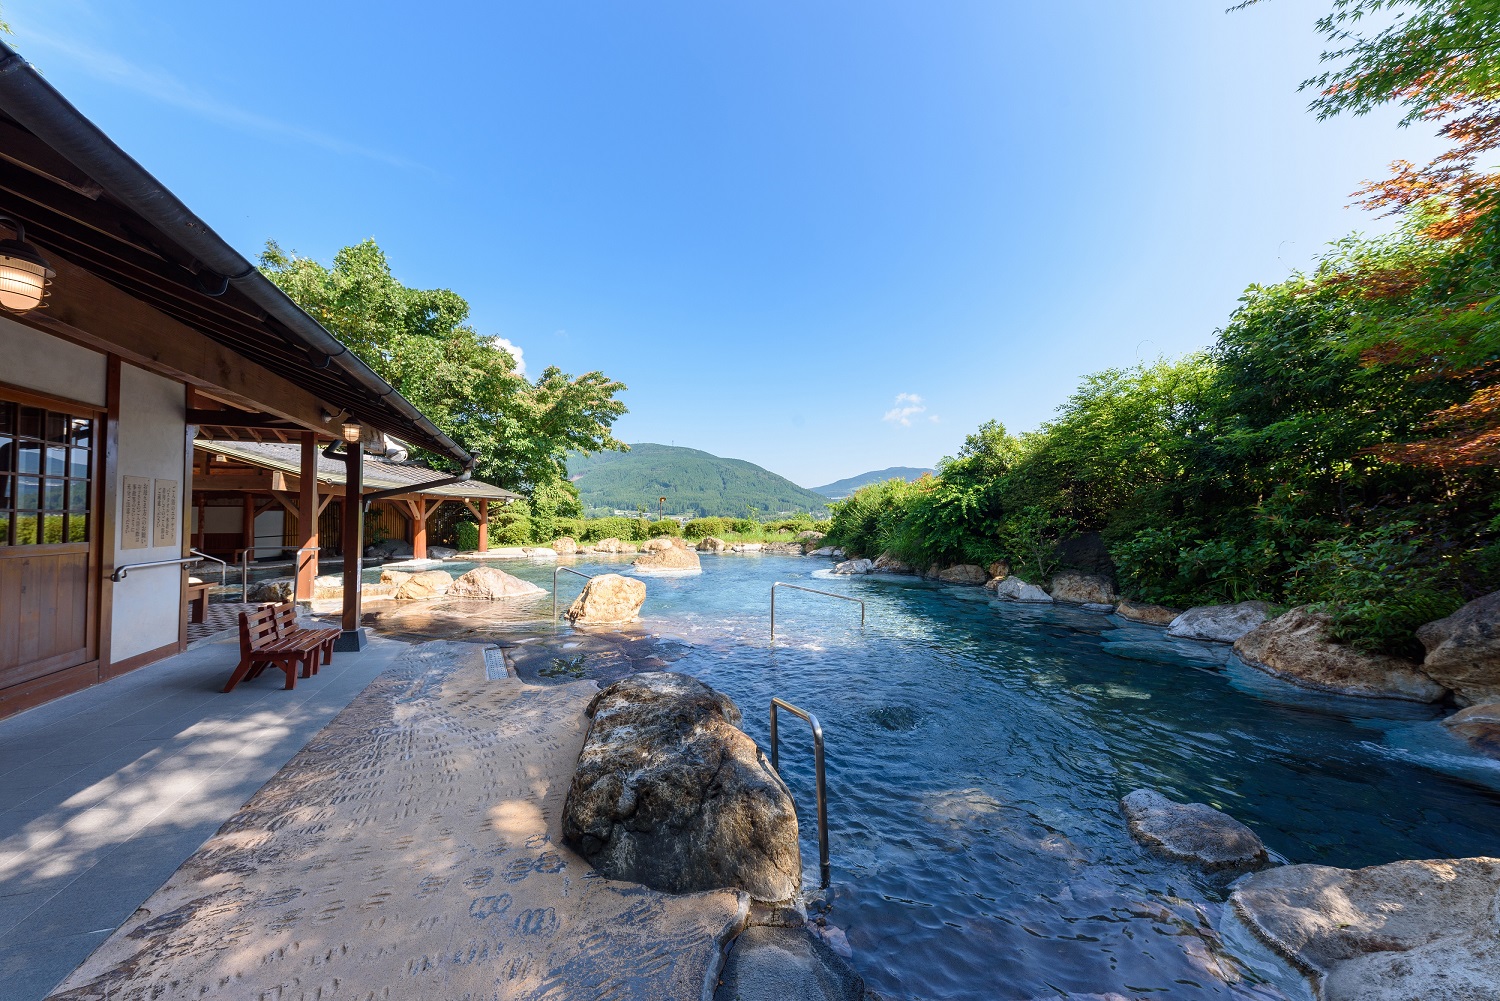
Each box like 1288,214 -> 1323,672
453,521 -> 480,551
684,517 -> 733,539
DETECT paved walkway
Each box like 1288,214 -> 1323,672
43,641 -> 746,1000
0,632 -> 411,1000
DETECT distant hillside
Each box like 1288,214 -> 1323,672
812,466 -> 934,499
567,443 -> 831,518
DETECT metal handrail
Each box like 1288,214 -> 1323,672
770,697 -> 831,888
553,565 -> 596,620
109,556 -> 202,583
770,582 -> 866,639
189,549 -> 227,586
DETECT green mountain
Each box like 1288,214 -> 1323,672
566,443 -> 830,518
812,466 -> 933,499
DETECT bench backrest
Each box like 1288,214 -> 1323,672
270,601 -> 300,638
239,605 -> 280,653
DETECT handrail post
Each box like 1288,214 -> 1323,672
769,697 -> 831,889
239,547 -> 254,602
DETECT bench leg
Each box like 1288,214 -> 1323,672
222,655 -> 255,693
280,658 -> 298,690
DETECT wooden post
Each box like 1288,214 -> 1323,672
296,432 -> 319,600
336,441 -> 366,651
411,498 -> 428,560
241,494 -> 255,556
478,499 -> 489,553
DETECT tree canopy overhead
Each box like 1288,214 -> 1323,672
260,239 -> 627,491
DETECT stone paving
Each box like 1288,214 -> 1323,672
185,601 -> 255,645
41,641 -> 748,1000
0,632 -> 411,1001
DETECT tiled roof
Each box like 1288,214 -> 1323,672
194,439 -> 521,501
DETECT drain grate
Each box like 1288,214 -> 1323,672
484,647 -> 512,680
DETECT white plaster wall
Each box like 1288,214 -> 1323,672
110,363 -> 186,662
0,315 -> 106,406
254,510 -> 286,556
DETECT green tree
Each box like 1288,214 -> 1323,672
259,240 -> 628,494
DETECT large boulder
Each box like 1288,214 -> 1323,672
1234,607 -> 1446,702
592,537 -> 628,553
1231,857 -> 1500,1001
247,577 -> 295,603
796,531 -> 826,542
808,546 -> 838,558
936,564 -> 989,586
379,568 -> 411,587
1166,601 -> 1273,643
1416,591 -> 1500,706
1116,599 -> 1180,626
1049,571 -> 1118,605
643,536 -> 677,552
994,577 -> 1053,603
566,573 -> 646,625
392,569 -> 453,600
368,538 -> 414,559
634,544 -> 702,570
1442,703 -> 1500,758
427,545 -> 458,560
697,536 -> 728,553
873,553 -> 915,574
552,536 -> 578,555
831,558 -> 874,575
562,673 -> 800,902
447,565 -> 546,600
1120,789 -> 1267,874
310,574 -> 345,600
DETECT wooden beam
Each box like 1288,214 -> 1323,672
185,408 -> 300,429
269,491 -> 300,521
296,432 -> 319,598
18,251 -> 329,431
317,492 -> 336,516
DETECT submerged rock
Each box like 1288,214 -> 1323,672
1231,856 -> 1500,1001
994,577 -> 1053,603
551,536 -> 578,554
563,672 -> 800,902
1121,789 -> 1268,874
392,569 -> 454,600
635,543 -> 702,570
1417,590 -> 1500,706
697,536 -> 728,552
566,573 -> 646,625
831,558 -> 875,575
1049,571 -> 1118,605
447,566 -> 546,600
1442,703 -> 1500,758
716,925 -> 865,1001
936,564 -> 988,585
1166,601 -> 1273,643
1233,607 -> 1446,702
1116,599 -> 1180,626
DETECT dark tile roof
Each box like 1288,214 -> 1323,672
195,440 -> 520,501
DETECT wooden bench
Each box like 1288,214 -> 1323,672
185,577 -> 215,624
270,601 -> 339,672
222,604 -> 324,692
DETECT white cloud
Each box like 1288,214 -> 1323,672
491,336 -> 526,376
882,393 -> 927,427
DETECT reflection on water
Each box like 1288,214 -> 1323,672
347,553 -> 1500,1000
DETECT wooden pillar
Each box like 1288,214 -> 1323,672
478,499 -> 489,553
241,494 -> 255,556
411,498 -> 428,560
194,497 -> 206,551
296,432 -> 319,600
336,441 -> 366,650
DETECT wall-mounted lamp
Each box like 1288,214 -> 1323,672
0,217 -> 55,313
341,421 -> 363,444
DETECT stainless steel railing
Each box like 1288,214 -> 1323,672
770,697 -> 831,888
189,549 -> 227,586
769,582 -> 866,639
109,556 -> 202,583
552,565 -> 596,620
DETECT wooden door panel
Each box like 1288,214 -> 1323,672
0,549 -> 92,686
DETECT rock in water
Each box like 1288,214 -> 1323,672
1234,607 -> 1446,702
566,573 -> 646,624
635,543 -> 702,570
831,558 -> 874,575
379,568 -> 411,586
1049,571 -> 1118,605
562,673 -> 801,902
247,578 -> 295,602
697,536 -> 728,552
643,536 -> 676,552
593,537 -> 627,553
1231,857 -> 1500,1001
447,565 -> 546,600
1166,601 -> 1273,643
1120,789 -> 1267,873
427,545 -> 458,560
392,569 -> 454,600
552,536 -> 578,554
1443,703 -> 1500,758
994,577 -> 1053,602
936,564 -> 989,585
873,553 -> 915,574
1116,599 -> 1180,626
716,925 -> 865,1001
1417,591 -> 1500,706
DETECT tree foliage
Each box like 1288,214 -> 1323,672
259,240 -> 627,494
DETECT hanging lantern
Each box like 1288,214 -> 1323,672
0,217 -> 54,312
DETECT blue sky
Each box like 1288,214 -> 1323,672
5,1 -> 1444,486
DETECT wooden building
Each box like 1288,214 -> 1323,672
0,41 -> 481,718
